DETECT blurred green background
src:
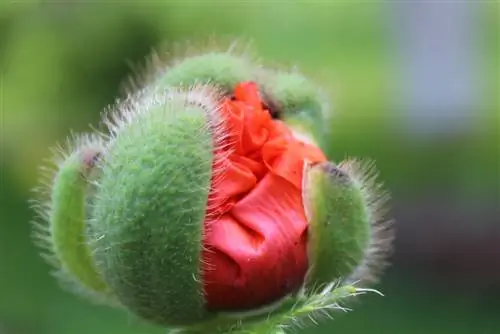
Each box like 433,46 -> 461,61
1,1 -> 498,334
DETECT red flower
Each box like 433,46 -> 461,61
202,82 -> 327,310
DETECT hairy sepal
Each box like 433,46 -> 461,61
31,134 -> 115,305
123,39 -> 258,96
155,52 -> 259,95
260,71 -> 330,146
89,86 -> 225,326
303,159 -> 393,290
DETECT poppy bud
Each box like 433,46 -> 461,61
33,50 -> 393,333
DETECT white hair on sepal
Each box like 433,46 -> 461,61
29,130 -> 113,304
102,81 -> 224,139
120,37 -> 260,97
337,158 -> 395,286
30,80 -> 237,310
98,79 -> 235,223
30,131 -> 107,252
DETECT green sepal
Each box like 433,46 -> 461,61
157,52 -> 257,93
261,71 -> 328,145
90,98 -> 215,326
48,147 -> 112,298
303,161 -> 371,290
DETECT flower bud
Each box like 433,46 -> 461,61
33,50 -> 393,333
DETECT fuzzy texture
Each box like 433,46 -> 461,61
123,40 -> 259,96
260,71 -> 329,136
31,44 -> 394,333
156,52 -> 259,94
89,86 -> 225,326
30,134 -> 116,305
259,70 -> 331,152
338,159 -> 394,285
303,159 -> 393,288
172,282 -> 380,334
124,42 -> 330,134
48,149 -> 109,292
303,161 -> 371,289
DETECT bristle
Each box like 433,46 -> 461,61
257,63 -> 333,126
30,131 -> 111,304
102,83 -> 226,144
338,158 -> 395,285
99,82 -> 235,250
86,81 -> 230,326
120,37 -> 259,97
92,81 -> 231,235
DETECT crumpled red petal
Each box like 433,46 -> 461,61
202,82 -> 327,310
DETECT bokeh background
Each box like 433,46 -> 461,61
1,1 -> 498,334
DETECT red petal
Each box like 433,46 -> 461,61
203,82 -> 327,310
